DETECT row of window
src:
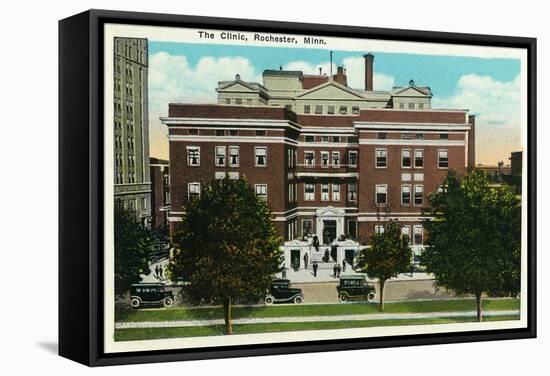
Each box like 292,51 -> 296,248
375,224 -> 424,245
304,135 -> 359,143
376,148 -> 449,169
397,102 -> 426,110
224,98 -> 254,105
375,184 -> 425,206
115,172 -> 137,184
303,104 -> 361,115
187,146 -> 267,167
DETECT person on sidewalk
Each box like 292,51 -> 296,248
333,264 -> 338,278
312,261 -> 318,277
282,263 -> 287,278
336,263 -> 342,278
303,253 -> 309,270
342,259 -> 347,272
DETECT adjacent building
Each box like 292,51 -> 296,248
161,54 -> 476,269
150,158 -> 171,233
113,37 -> 152,227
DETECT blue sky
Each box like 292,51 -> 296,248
147,41 -> 522,165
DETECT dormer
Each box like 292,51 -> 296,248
391,79 -> 433,110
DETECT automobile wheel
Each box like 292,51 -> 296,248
294,295 -> 304,304
264,295 -> 274,305
130,297 -> 141,308
163,297 -> 174,308
151,257 -> 158,264
367,292 -> 376,301
338,293 -> 349,303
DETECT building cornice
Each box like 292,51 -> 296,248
160,117 -> 301,131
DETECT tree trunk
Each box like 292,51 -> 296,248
223,297 -> 233,334
475,293 -> 483,322
379,279 -> 386,312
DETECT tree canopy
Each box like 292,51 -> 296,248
358,220 -> 411,311
169,177 -> 282,334
421,170 -> 521,321
114,201 -> 154,297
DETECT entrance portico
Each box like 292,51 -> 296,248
316,206 -> 346,244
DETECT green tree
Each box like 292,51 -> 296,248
421,170 -> 521,321
358,220 -> 411,311
169,177 -> 282,334
114,201 -> 154,297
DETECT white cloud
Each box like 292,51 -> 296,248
147,52 -> 262,158
432,74 -> 521,165
284,57 -> 395,91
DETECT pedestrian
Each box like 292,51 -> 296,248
159,265 -> 164,279
342,259 -> 347,272
313,261 -> 318,277
337,264 -> 342,278
303,253 -> 309,269
282,263 -> 287,278
313,235 -> 320,252
333,264 -> 338,278
155,265 -> 160,279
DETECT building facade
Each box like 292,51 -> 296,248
113,37 -> 152,227
161,54 -> 475,269
150,158 -> 171,233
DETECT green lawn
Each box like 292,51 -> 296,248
114,314 -> 520,341
115,298 -> 520,323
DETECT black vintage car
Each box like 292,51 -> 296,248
264,279 -> 304,305
149,242 -> 170,264
130,283 -> 174,308
337,275 -> 376,303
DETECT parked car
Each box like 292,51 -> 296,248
149,242 -> 170,264
130,283 -> 174,308
337,275 -> 376,303
265,279 -> 304,305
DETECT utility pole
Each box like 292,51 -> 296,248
330,51 -> 333,77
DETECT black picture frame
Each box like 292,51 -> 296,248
59,9 -> 537,367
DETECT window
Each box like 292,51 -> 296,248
399,103 -> 405,109
188,183 -> 200,201
227,172 -> 239,180
315,105 -> 323,114
415,133 -> 424,140
188,129 -> 199,135
255,147 -> 267,167
215,172 -> 226,180
413,225 -> 423,245
376,148 -> 387,168
408,103 -> 415,109
255,130 -> 266,136
321,136 -> 329,143
438,150 -> 449,168
375,225 -> 385,235
229,130 -> 239,136
414,185 -> 424,205
343,183 -> 355,203
414,149 -> 424,168
352,106 -> 360,114
187,147 -> 200,166
255,184 -> 267,201
348,136 -> 358,143
321,151 -> 330,167
225,98 -> 231,104
305,135 -> 314,142
332,151 -> 340,167
305,151 -> 315,166
413,173 -> 424,181
348,151 -> 358,166
229,146 -> 239,166
402,133 -> 413,140
215,146 -> 226,166
439,133 -> 449,140
327,105 -> 335,114
339,106 -> 348,114
235,98 -> 242,105
402,149 -> 412,168
332,136 -> 340,143
401,226 -> 412,243
304,105 -> 311,114
401,185 -> 411,205
419,103 -> 424,109
305,183 -> 315,201
302,219 -> 313,236
332,184 -> 340,201
347,220 -> 357,239
288,183 -> 297,202
321,184 -> 330,201
246,99 -> 252,105
377,132 -> 387,139
376,185 -> 387,205
437,185 -> 447,193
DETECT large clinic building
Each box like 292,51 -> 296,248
161,54 -> 475,268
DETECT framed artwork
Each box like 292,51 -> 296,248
59,9 -> 536,366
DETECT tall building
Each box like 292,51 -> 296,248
161,54 -> 475,268
113,37 -> 151,227
150,157 -> 170,233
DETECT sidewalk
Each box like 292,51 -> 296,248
115,310 -> 519,329
278,266 -> 433,283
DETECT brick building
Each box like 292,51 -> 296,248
161,54 -> 475,269
150,158 -> 170,234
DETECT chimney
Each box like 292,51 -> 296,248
364,53 -> 374,91
333,66 -> 348,86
